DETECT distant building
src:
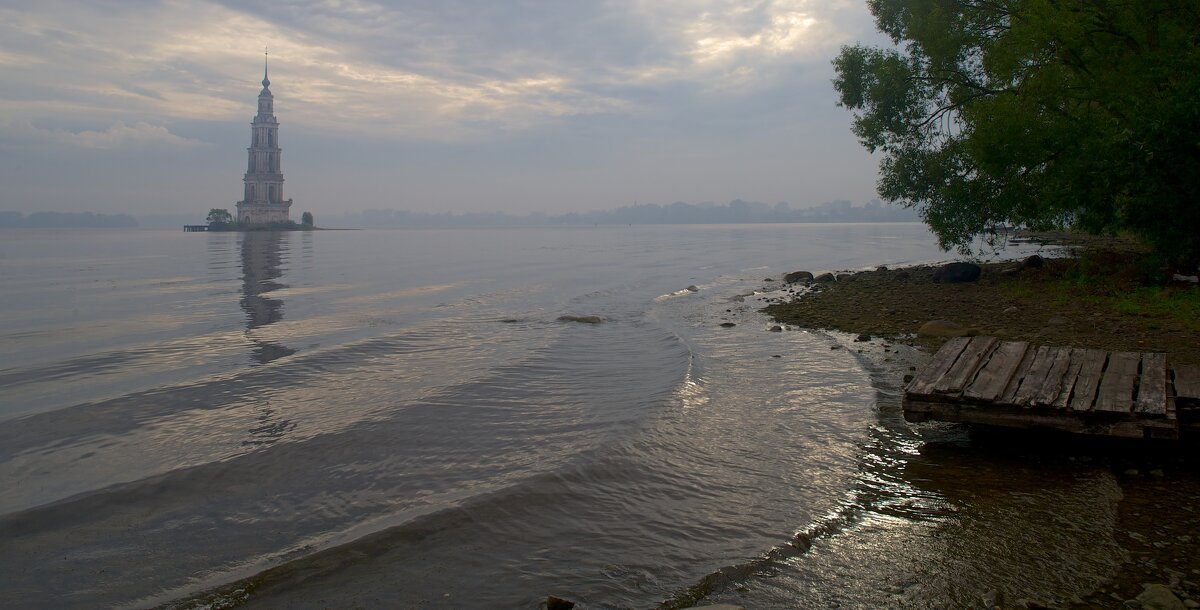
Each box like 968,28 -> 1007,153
235,54 -> 293,225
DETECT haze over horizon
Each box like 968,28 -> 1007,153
0,0 -> 888,219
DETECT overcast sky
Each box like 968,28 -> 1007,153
0,0 -> 886,218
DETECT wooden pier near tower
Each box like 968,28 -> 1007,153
903,336 -> 1200,439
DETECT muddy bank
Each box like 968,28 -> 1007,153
764,258 -> 1200,366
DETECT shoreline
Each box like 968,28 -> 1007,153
762,255 -> 1200,367
752,254 -> 1200,608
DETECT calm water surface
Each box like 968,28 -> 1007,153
2,225 -> 1176,609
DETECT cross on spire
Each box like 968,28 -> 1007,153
262,46 -> 270,88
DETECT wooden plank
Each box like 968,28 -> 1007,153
1094,351 -> 1140,413
933,336 -> 999,395
998,345 -> 1040,406
1069,349 -> 1108,412
1032,347 -> 1076,407
1012,346 -> 1060,407
1174,365 -> 1200,401
901,397 -> 1177,439
907,336 -> 971,397
1134,352 -> 1167,416
963,341 -> 1029,402
1052,348 -> 1084,410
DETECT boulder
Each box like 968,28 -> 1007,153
838,273 -> 857,282
918,320 -> 972,338
1021,254 -> 1045,270
1136,584 -> 1186,610
784,270 -> 813,283
546,596 -> 576,610
932,262 -> 982,283
814,272 -> 837,283
719,322 -> 737,328
769,325 -> 783,332
686,285 -> 699,292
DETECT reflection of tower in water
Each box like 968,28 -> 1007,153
239,231 -> 296,365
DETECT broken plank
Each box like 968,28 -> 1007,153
1069,349 -> 1108,412
1032,347 -> 1075,407
933,336 -> 999,395
1094,351 -> 1140,413
963,341 -> 1029,403
907,336 -> 971,397
1011,345 -> 1059,407
1134,352 -> 1167,416
1052,349 -> 1084,410
998,344 -> 1040,406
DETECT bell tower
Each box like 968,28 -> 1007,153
236,50 -> 293,225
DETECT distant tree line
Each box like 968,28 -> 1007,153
0,211 -> 138,228
319,199 -> 918,228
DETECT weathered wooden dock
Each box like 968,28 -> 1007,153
903,336 -> 1200,439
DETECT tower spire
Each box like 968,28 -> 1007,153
262,47 -> 270,88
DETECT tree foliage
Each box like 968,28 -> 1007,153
834,0 -> 1200,265
206,208 -> 233,228
301,211 -> 314,226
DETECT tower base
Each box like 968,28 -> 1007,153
236,200 -> 293,225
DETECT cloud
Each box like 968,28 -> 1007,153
1,120 -> 207,150
0,0 -> 870,141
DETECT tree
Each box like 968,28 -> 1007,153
833,0 -> 1200,266
301,211 -> 314,227
206,208 -> 233,228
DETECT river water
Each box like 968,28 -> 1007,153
1,225 -> 1194,609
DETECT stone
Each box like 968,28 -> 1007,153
936,262 -> 982,283
903,374 -> 915,383
814,272 -> 837,282
838,273 -> 857,282
764,277 -> 775,282
1137,584 -> 1187,610
1004,306 -> 1019,314
1022,254 -> 1045,269
918,320 -> 971,338
719,322 -> 736,328
558,315 -> 602,324
546,596 -> 576,610
876,265 -> 889,271
784,270 -> 813,283
932,262 -> 982,283
856,333 -> 871,342
692,606 -> 745,610
686,285 -> 699,292
896,270 -> 911,280
770,325 -> 783,332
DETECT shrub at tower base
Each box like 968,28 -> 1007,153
833,0 -> 1200,270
